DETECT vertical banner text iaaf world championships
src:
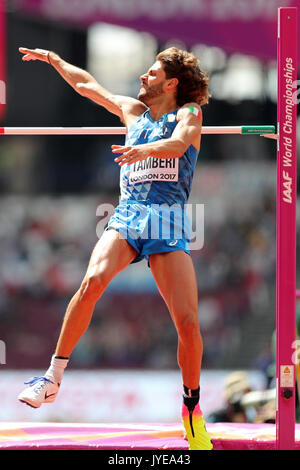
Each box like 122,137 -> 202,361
278,9 -> 297,206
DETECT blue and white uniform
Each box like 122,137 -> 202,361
106,108 -> 199,263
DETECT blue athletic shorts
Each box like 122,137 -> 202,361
105,201 -> 191,264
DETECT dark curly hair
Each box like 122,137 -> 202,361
156,47 -> 211,107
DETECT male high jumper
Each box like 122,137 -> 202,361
17,45 -> 212,450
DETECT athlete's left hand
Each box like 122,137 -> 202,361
112,144 -> 150,166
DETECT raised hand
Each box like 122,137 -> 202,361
112,144 -> 150,166
19,47 -> 50,64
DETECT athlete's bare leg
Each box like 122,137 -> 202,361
18,229 -> 137,408
149,251 -> 202,390
149,251 -> 213,450
55,229 -> 137,358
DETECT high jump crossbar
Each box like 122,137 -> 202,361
0,125 -> 275,136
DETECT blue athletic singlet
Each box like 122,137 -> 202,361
105,108 -> 199,263
120,109 -> 198,206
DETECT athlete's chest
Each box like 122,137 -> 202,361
126,114 -> 177,146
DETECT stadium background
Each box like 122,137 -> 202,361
0,0 -> 299,424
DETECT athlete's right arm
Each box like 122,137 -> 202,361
18,47 -> 146,126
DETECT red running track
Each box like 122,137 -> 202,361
1,422 -> 300,450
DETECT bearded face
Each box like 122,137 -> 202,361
137,61 -> 168,105
138,81 -> 164,104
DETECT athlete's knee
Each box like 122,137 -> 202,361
175,311 -> 201,342
78,269 -> 110,303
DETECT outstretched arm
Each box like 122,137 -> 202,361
19,47 -> 146,126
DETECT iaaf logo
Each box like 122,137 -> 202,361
96,203 -> 205,251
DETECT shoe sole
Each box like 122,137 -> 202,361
18,394 -> 56,408
18,398 -> 41,409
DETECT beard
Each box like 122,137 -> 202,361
138,82 -> 164,105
